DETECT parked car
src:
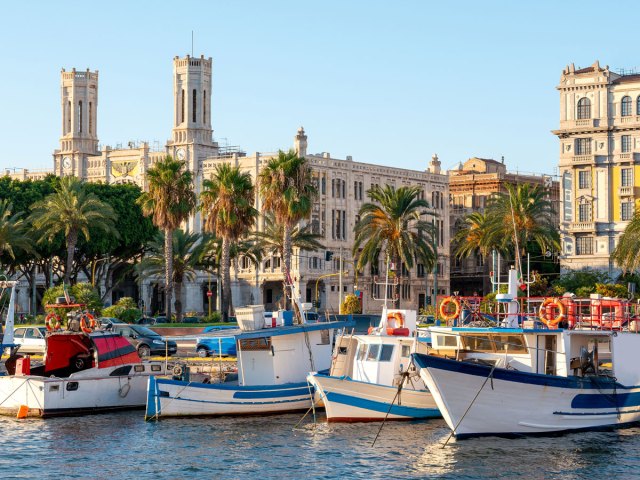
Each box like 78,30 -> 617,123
12,326 -> 47,354
110,323 -> 177,357
196,325 -> 238,358
181,316 -> 201,324
154,316 -> 168,324
136,316 -> 157,325
99,317 -> 120,328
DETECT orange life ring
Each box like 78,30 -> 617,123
79,313 -> 97,334
439,297 -> 461,321
539,297 -> 566,327
45,313 -> 61,332
386,312 -> 404,328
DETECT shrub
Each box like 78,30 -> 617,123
203,312 -> 222,323
42,283 -> 103,316
340,294 -> 361,314
114,297 -> 137,309
102,304 -> 141,323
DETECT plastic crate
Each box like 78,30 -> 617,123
235,305 -> 265,331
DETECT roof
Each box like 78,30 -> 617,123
236,320 -> 354,340
613,74 -> 640,84
574,66 -> 595,74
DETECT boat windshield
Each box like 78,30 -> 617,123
460,333 -> 528,353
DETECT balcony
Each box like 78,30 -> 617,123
620,186 -> 635,196
569,222 -> 595,232
572,155 -> 595,164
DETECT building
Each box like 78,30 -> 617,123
553,61 -> 640,276
3,54 -> 450,315
449,157 -> 559,295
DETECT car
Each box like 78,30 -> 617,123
181,316 -> 201,324
12,326 -> 47,354
109,323 -> 177,357
136,317 -> 157,325
154,316 -> 168,324
196,325 -> 238,358
99,317 -> 120,328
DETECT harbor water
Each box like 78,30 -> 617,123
3,412 -> 640,479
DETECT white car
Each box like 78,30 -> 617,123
13,326 -> 47,354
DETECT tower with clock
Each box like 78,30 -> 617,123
53,68 -> 100,178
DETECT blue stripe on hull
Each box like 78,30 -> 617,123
154,378 -> 310,391
160,395 -> 309,406
325,391 -> 440,419
233,387 -> 310,399
571,391 -> 640,409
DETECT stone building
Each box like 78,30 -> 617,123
449,157 -> 559,295
3,54 -> 450,315
553,61 -> 640,276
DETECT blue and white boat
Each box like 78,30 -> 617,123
145,318 -> 351,419
307,309 -> 440,422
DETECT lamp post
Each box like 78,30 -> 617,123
91,256 -> 110,288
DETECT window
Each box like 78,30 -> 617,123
89,102 -> 93,134
203,90 -> 207,122
181,89 -> 185,123
577,97 -> 591,119
622,96 -> 632,117
192,89 -> 197,123
401,283 -> 411,299
379,345 -> 394,362
24,328 -> 40,339
417,263 -> 425,278
622,201 -> 634,221
78,101 -> 83,133
357,344 -> 367,361
578,203 -> 591,222
401,345 -> 412,357
476,255 -> 484,267
67,101 -> 71,133
576,236 -> 593,255
491,335 -> 527,353
578,170 -> 591,189
575,138 -> 591,155
637,96 -> 640,115
622,168 -> 633,187
321,177 -> 326,195
366,344 -> 380,361
110,366 -> 133,376
266,289 -> 273,303
622,135 -> 632,153
461,334 -> 495,352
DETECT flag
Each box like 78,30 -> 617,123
63,282 -> 71,304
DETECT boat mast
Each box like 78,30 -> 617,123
0,281 -> 18,352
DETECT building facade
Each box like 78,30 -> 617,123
3,54 -> 450,315
449,157 -> 559,295
553,61 -> 640,276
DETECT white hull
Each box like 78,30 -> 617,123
146,376 -> 314,418
307,373 -> 439,422
0,367 -> 153,417
415,353 -> 640,437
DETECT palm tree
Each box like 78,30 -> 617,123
30,177 -> 118,285
258,150 -> 316,305
200,163 -> 257,321
253,213 -> 324,258
453,211 -> 502,261
136,229 -> 207,321
0,200 -> 33,268
613,211 -> 640,272
484,183 -> 559,266
353,185 -> 436,305
137,155 -> 195,322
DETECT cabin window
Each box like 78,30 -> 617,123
401,345 -> 411,357
239,337 -> 272,351
338,346 -> 348,355
491,335 -> 527,353
66,382 -> 79,391
151,364 -> 162,372
357,344 -> 367,361
367,344 -> 381,361
437,335 -> 458,348
134,365 -> 145,373
49,385 -> 60,392
380,345 -> 394,362
461,334 -> 495,352
110,365 -> 132,376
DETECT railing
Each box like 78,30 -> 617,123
572,155 -> 595,164
620,186 -> 634,196
570,221 -> 595,231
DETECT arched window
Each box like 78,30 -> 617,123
181,89 -> 185,123
636,96 -> 640,115
577,98 -> 591,119
192,89 -> 197,123
622,96 -> 632,116
89,102 -> 93,134
67,101 -> 71,133
78,101 -> 83,133
203,90 -> 207,123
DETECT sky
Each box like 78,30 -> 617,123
2,1 -> 640,176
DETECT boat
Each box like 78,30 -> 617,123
307,309 -> 440,422
145,314 -> 352,419
0,281 -> 166,418
413,268 -> 640,438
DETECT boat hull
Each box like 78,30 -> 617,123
145,376 -> 314,418
413,353 -> 640,438
307,373 -> 439,422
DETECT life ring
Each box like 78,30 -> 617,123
539,297 -> 566,327
79,313 -> 97,334
439,297 -> 461,321
45,313 -> 61,332
386,312 -> 404,329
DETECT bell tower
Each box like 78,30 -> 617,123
54,68 -> 99,178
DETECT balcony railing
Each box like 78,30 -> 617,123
620,186 -> 634,196
572,155 -> 595,164
570,222 -> 595,232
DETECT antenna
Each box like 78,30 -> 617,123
191,30 -> 194,57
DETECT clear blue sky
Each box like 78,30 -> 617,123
2,1 -> 639,176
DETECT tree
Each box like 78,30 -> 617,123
258,150 -> 316,307
613,210 -> 640,273
453,212 -> 502,261
29,176 -> 118,285
42,282 -> 103,316
353,185 -> 436,306
136,229 -> 208,322
200,163 -> 257,321
253,212 -> 324,258
0,199 -> 33,269
137,156 -> 195,323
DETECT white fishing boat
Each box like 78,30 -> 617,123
307,309 -> 439,422
0,281 -> 165,418
413,269 -> 640,438
145,317 -> 351,419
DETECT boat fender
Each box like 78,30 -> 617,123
119,383 -> 131,398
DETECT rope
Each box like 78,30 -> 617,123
371,368 -> 410,447
442,362 -> 497,448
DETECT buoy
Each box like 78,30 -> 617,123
16,405 -> 28,419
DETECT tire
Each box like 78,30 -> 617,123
138,345 -> 151,357
197,347 -> 209,358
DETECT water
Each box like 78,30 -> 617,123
2,412 -> 640,479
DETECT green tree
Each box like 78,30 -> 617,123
253,212 -> 324,258
200,163 -> 257,321
29,177 -> 118,285
0,199 -> 33,269
137,156 -> 195,322
258,150 -> 316,307
613,210 -> 640,273
453,212 -> 501,261
136,229 -> 207,322
353,185 -> 436,305
42,282 -> 103,316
